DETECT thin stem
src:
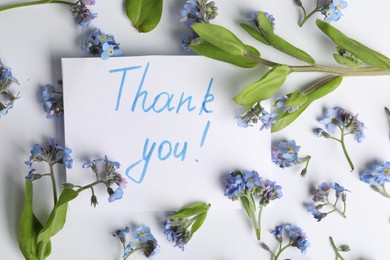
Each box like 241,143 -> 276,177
329,236 -> 345,260
0,0 -> 73,12
299,0 -> 332,27
274,243 -> 291,260
247,192 -> 260,240
385,107 -> 390,140
339,128 -> 354,171
381,184 -> 390,198
257,205 -> 263,240
244,51 -> 390,77
76,180 -> 105,193
49,164 -> 58,205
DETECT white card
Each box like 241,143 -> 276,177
62,56 -> 271,211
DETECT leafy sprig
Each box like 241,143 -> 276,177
190,11 -> 390,132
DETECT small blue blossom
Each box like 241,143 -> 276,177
113,226 -> 130,238
42,84 -> 64,118
333,183 -> 349,198
224,172 -> 245,200
361,162 -> 390,186
134,226 -> 154,242
272,140 -> 300,168
180,0 -> 199,25
82,158 -> 102,168
82,29 -> 121,60
243,171 -> 261,188
248,11 -> 276,29
306,204 -> 324,221
261,179 -> 283,203
25,144 -> 42,167
275,95 -> 302,113
108,187 -> 123,202
269,223 -> 310,255
234,115 -> 250,128
122,243 -> 133,258
259,110 -> 278,130
319,107 -> 343,133
163,219 -> 188,251
25,169 -> 36,181
70,2 -> 97,28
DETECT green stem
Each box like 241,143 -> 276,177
49,164 -> 58,205
0,0 -> 73,12
329,236 -> 345,260
274,243 -> 291,260
381,184 -> 390,198
247,193 -> 261,240
299,8 -> 318,27
244,52 -> 390,77
76,180 -> 105,193
339,129 -> 354,171
37,240 -> 49,260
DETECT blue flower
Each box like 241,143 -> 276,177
41,84 -> 64,118
319,107 -> 343,133
0,60 -> 19,86
224,172 -> 245,199
122,242 -> 133,258
272,140 -> 300,168
25,144 -> 42,167
271,224 -> 284,239
248,11 -> 276,29
306,204 -> 325,221
243,171 -> 261,188
82,158 -> 102,168
61,147 -> 73,169
163,219 -> 190,251
333,183 -> 349,198
108,187 -> 123,202
375,162 -> 390,185
113,226 -> 130,238
101,42 -> 122,60
79,9 -> 97,28
134,226 -> 154,242
104,155 -> 120,170
179,0 -> 199,25
259,110 -> 278,130
234,115 -> 250,128
261,179 -> 283,201
25,169 -> 36,181
323,6 -> 341,23
318,182 -> 332,195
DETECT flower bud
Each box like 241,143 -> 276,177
293,0 -> 303,7
90,194 -> 98,207
260,242 -> 271,251
339,245 -> 351,252
107,186 -> 114,196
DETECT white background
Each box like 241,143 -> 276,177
1,0 -> 390,259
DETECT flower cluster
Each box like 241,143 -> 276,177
322,0 -> 347,23
235,102 -> 278,130
113,226 -> 159,259
272,140 -> 311,176
25,138 -> 73,179
0,59 -> 19,118
42,81 -> 64,118
180,0 -> 218,51
82,29 -> 122,60
261,223 -> 310,258
306,182 -> 349,221
79,156 -> 127,205
360,161 -> 390,198
162,202 -> 210,251
293,0 -> 347,26
224,170 -> 282,240
316,106 -> 365,171
69,0 -> 97,28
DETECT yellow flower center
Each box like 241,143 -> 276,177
337,3 -> 341,9
248,177 -> 254,183
99,35 -> 106,41
286,147 -> 292,152
140,231 -> 146,237
385,169 -> 389,175
108,49 -> 114,55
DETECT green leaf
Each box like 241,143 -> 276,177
233,65 -> 291,107
255,11 -> 315,64
192,23 -> 248,56
266,34 -> 316,64
272,76 -> 342,132
240,196 -> 252,218
125,0 -> 163,33
190,39 -> 260,68
333,54 -> 362,68
257,11 -> 274,35
165,202 -> 210,220
240,23 -> 271,46
37,188 -> 78,243
316,19 -> 390,70
18,181 -> 39,260
190,212 -> 208,235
